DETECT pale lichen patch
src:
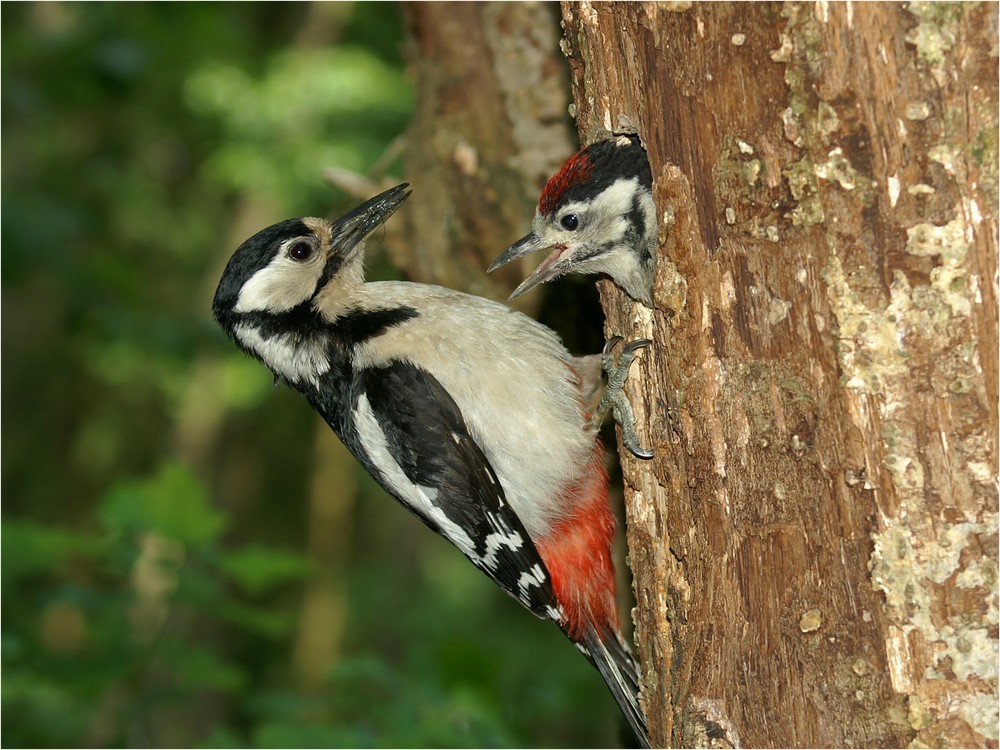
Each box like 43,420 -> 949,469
799,608 -> 823,632
928,143 -> 961,176
768,295 -> 791,325
870,514 -> 996,635
653,256 -> 688,316
940,624 -> 999,682
814,146 -> 878,203
815,101 -> 840,142
814,147 -> 857,190
966,461 -> 995,485
907,693 -> 930,731
905,213 -> 971,318
823,254 -> 908,394
961,694 -> 1000,740
906,2 -> 963,83
881,427 -> 925,492
785,158 -> 825,226
770,33 -> 794,63
827,195 -> 997,734
905,101 -> 932,121
781,106 -> 803,146
870,510 -> 999,740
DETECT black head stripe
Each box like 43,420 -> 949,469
629,190 -> 647,241
329,307 -> 420,349
315,252 -> 345,295
221,297 -> 417,353
227,301 -> 326,341
626,190 -> 653,264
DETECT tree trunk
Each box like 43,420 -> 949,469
399,1 -> 574,307
562,2 -> 998,747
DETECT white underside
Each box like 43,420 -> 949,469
234,323 -> 330,388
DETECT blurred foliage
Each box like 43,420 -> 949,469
2,3 -> 622,748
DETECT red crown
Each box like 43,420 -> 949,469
538,149 -> 593,215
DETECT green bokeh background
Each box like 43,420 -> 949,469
2,4 -> 621,747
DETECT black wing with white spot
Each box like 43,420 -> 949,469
355,361 -> 561,622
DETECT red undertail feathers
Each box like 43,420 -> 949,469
535,442 -> 619,641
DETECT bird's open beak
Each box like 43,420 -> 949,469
488,232 -> 573,300
332,183 -> 411,251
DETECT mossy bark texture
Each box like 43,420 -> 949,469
561,3 -> 998,747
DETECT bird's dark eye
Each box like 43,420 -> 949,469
287,242 -> 314,261
560,214 -> 579,231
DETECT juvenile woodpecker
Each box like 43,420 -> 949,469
212,185 -> 648,747
489,134 -> 656,306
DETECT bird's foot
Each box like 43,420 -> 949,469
591,336 -> 654,459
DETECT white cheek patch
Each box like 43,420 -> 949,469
539,177 -> 639,248
353,395 -> 478,558
584,176 -> 639,240
596,176 -> 640,212
234,324 -> 329,387
235,254 -> 323,313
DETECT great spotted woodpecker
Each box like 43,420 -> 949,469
212,185 -> 648,747
489,134 -> 656,307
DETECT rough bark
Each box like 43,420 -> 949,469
561,2 -> 998,747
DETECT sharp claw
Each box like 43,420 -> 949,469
622,338 -> 652,355
627,443 -> 655,460
590,336 -> 654,459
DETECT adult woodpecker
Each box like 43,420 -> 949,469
212,185 -> 648,747
489,134 -> 656,307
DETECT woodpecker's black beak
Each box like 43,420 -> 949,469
488,232 -> 543,272
332,183 -> 411,252
488,232 -> 574,300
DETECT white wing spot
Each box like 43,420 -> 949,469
481,513 -> 525,570
517,563 -> 548,597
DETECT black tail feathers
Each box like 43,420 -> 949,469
584,627 -> 650,748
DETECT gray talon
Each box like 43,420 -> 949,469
603,335 -> 625,358
591,337 -> 654,459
